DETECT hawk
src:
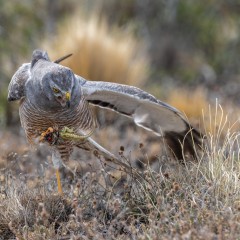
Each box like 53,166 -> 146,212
8,50 -> 200,193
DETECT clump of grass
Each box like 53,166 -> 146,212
167,87 -> 240,137
197,104 -> 240,202
0,179 -> 72,239
43,12 -> 149,87
125,105 -> 240,238
2,101 -> 240,238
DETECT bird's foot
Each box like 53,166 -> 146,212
40,127 -> 54,142
40,126 -> 94,144
39,127 -> 59,145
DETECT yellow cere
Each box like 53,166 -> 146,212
65,91 -> 71,100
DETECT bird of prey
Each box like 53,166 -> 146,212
8,49 -> 200,194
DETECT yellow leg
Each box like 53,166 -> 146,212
56,169 -> 63,195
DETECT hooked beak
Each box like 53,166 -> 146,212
66,92 -> 71,108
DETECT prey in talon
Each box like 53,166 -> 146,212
60,126 -> 94,142
40,126 -> 94,145
40,127 -> 60,145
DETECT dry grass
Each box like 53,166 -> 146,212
167,87 -> 240,137
167,87 -> 208,121
43,12 -> 148,87
1,103 -> 240,239
197,105 -> 240,201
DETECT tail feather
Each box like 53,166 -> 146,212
165,127 -> 201,161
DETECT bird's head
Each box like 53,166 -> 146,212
44,65 -> 79,109
48,69 -> 73,108
28,61 -> 81,110
22,50 -> 81,111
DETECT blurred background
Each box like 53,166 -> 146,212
2,2 -> 240,238
1,0 -> 240,137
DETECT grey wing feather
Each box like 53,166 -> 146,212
78,77 -> 189,137
8,63 -> 31,101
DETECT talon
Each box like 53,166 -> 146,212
40,127 -> 55,142
42,127 -> 54,135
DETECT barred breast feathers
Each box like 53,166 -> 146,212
19,95 -> 96,145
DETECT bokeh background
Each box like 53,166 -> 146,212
1,0 -> 240,155
1,0 -> 240,129
2,1 -> 240,238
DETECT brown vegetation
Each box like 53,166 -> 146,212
1,105 -> 240,239
43,13 -> 148,87
2,2 -> 240,239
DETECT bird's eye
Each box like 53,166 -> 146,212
52,87 -> 60,93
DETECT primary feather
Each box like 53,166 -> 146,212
79,78 -> 188,135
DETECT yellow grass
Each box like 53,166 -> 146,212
194,104 -> 240,201
2,101 -> 240,238
167,87 -> 240,136
43,12 -> 149,87
167,87 -> 208,121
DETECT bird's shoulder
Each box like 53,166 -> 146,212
8,63 -> 30,101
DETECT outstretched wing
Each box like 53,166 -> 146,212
8,63 -> 30,101
79,77 -> 188,135
78,77 -> 201,159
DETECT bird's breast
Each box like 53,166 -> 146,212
19,98 -> 95,143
